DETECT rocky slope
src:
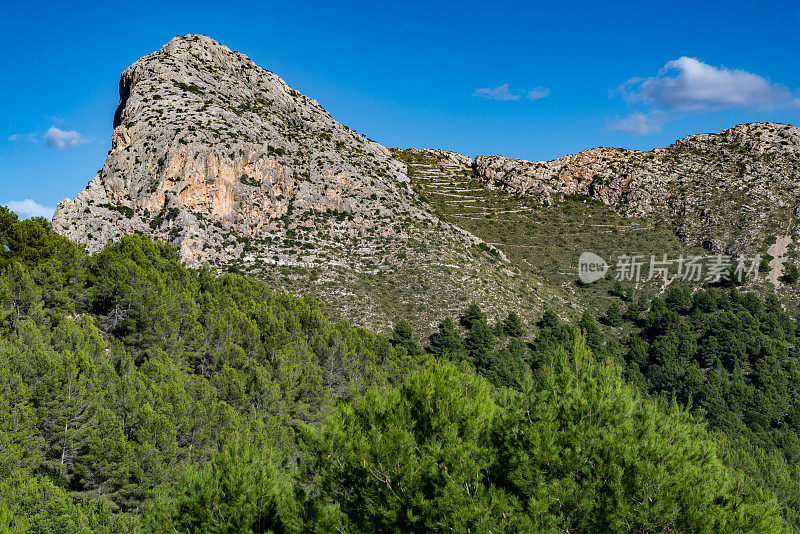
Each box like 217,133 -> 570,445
53,35 -> 555,331
54,34 -> 418,265
53,34 -> 800,329
473,123 -> 800,256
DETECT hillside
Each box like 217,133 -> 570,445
52,35 -> 560,332
53,35 -> 800,332
0,210 -> 792,532
472,122 -> 800,258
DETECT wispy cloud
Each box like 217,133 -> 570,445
474,83 -> 520,101
608,110 -> 668,135
8,132 -> 38,144
44,126 -> 89,150
610,57 -> 800,135
6,199 -> 56,220
473,83 -> 550,102
527,87 -> 550,101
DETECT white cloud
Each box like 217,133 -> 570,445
620,57 -> 800,112
474,83 -> 520,101
44,126 -> 89,150
610,57 -> 800,135
608,110 -> 668,135
6,199 -> 55,220
473,83 -> 550,102
8,132 -> 38,144
527,86 -> 550,101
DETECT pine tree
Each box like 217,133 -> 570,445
428,317 -> 463,357
390,319 -> 422,357
538,308 -> 560,329
459,302 -> 486,330
1,262 -> 41,329
464,319 -> 495,361
502,311 -> 525,338
143,433 -> 301,533
301,359 -> 507,532
603,301 -> 623,327
492,336 -> 784,532
781,263 -> 799,284
578,312 -> 604,354
623,300 -> 642,321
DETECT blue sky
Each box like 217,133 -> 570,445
2,0 -> 799,218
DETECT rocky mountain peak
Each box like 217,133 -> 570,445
51,35 -> 800,329
472,121 -> 800,255
52,35 -> 527,331
677,122 -> 800,157
54,34 -> 412,263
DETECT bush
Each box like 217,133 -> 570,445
781,263 -> 799,284
142,434 -> 301,533
299,339 -> 783,532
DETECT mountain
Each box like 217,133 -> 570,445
10,35 -> 800,531
395,123 -> 800,313
52,35 -> 557,331
472,122 -> 800,257
53,35 -> 800,332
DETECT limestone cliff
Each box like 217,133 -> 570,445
53,34 -> 800,328
53,35 -> 547,330
473,123 -> 800,255
54,35 -> 418,264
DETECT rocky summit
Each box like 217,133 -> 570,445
473,122 -> 800,256
54,34 -> 800,330
52,35 -> 552,331
54,34 -> 416,264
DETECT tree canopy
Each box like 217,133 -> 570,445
0,210 -> 797,532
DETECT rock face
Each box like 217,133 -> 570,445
53,34 -> 800,328
473,122 -> 800,255
53,35 -> 539,331
54,34 -> 418,266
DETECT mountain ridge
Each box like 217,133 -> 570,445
470,121 -> 800,255
53,34 -> 551,331
53,34 -> 800,330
